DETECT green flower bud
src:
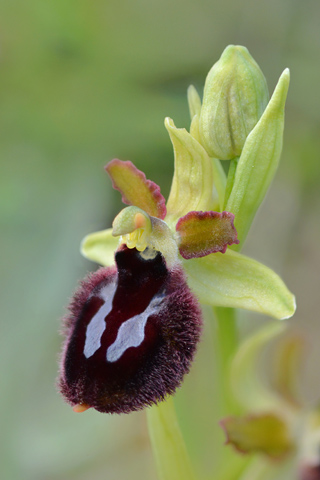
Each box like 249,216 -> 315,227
199,45 -> 269,160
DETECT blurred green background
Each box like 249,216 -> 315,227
1,0 -> 320,479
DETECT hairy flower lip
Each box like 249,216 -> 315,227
59,246 -> 202,414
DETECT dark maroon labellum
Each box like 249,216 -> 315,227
59,246 -> 202,414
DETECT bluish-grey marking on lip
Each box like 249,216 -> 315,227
106,294 -> 164,363
83,281 -> 117,358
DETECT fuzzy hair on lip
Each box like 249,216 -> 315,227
59,246 -> 202,414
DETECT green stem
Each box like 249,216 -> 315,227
207,307 -> 250,480
147,396 -> 195,480
223,157 -> 239,209
211,158 -> 227,210
213,306 -> 240,415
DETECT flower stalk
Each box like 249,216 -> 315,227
147,397 -> 196,480
213,307 -> 239,415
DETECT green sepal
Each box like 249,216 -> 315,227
80,228 -> 119,266
182,248 -> 296,320
212,157 -> 227,211
165,117 -> 214,225
223,157 -> 239,209
146,397 -> 195,480
225,69 -> 290,248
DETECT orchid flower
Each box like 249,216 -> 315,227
58,46 -> 296,479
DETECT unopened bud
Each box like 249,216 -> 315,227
199,45 -> 269,160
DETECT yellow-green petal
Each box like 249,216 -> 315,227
80,228 -> 119,266
183,248 -> 296,320
226,69 -> 290,248
165,117 -> 214,224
